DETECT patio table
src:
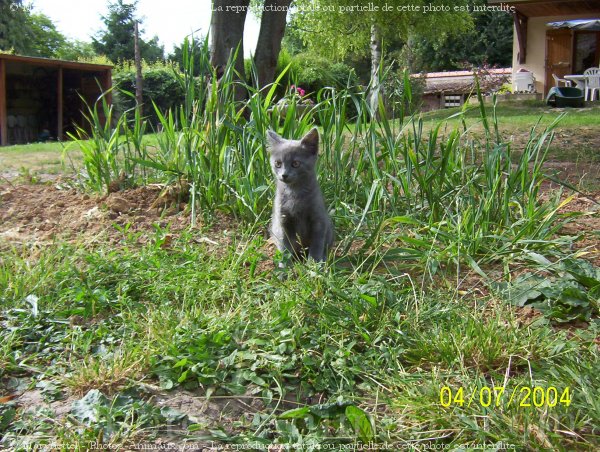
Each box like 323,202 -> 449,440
563,75 -> 587,89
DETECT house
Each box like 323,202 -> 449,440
0,54 -> 112,146
489,0 -> 600,95
418,68 -> 512,111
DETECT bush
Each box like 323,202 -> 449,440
274,52 -> 358,97
112,62 -> 190,128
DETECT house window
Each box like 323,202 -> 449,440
444,94 -> 462,108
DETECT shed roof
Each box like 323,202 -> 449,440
0,53 -> 112,71
548,18 -> 600,29
418,68 -> 512,94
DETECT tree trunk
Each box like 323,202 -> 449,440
210,0 -> 250,100
134,21 -> 143,117
405,33 -> 415,75
368,23 -> 382,116
253,0 -> 291,89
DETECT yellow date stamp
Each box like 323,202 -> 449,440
440,385 -> 572,409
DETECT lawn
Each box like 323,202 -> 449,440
1,86 -> 599,450
425,101 -> 600,171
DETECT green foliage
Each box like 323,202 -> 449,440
383,69 -> 426,114
280,21 -> 307,56
273,402 -> 374,447
66,91 -> 150,194
169,36 -> 208,76
412,1 -> 514,71
1,232 -> 598,448
22,13 -> 66,57
70,388 -> 177,439
72,41 -> 576,274
55,40 -> 99,62
269,49 -> 360,107
92,0 -> 164,64
112,62 -> 188,126
495,256 -> 600,322
291,0 -> 472,59
0,0 -> 29,53
285,52 -> 358,94
0,2 -> 89,59
1,33 -> 599,446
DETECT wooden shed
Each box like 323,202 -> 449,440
0,54 -> 112,146
418,68 -> 512,111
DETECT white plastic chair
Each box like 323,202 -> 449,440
552,74 -> 572,87
583,67 -> 600,101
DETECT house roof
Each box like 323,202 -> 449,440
418,68 -> 512,94
0,53 -> 112,71
488,0 -> 600,17
548,19 -> 600,29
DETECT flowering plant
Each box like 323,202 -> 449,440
290,85 -> 306,98
274,84 -> 313,117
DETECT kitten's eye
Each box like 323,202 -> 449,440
275,160 -> 282,168
291,160 -> 300,168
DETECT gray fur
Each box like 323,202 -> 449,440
267,127 -> 334,263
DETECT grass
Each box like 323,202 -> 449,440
0,134 -> 162,181
426,103 -> 600,172
0,141 -> 75,178
0,41 -> 599,449
422,100 -> 600,126
0,233 -> 598,449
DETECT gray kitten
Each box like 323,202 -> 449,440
267,127 -> 334,263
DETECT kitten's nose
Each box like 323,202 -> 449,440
281,173 -> 289,181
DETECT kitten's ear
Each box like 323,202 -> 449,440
266,130 -> 283,152
301,127 -> 319,154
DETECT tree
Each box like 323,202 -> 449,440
93,0 -> 164,64
0,0 -> 32,53
25,13 -> 67,57
55,40 -> 99,62
0,2 -> 90,60
209,0 -> 293,94
280,21 -> 306,56
253,0 -> 292,88
291,0 -> 472,109
411,1 -> 513,72
210,1 -> 249,77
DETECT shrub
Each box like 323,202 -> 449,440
282,53 -> 358,96
112,62 -> 191,127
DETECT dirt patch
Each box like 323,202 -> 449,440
14,388 -> 79,420
0,182 -> 234,249
558,193 -> 600,266
542,161 -> 600,190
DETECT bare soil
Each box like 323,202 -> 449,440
0,181 -> 233,250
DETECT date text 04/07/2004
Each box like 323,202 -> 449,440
440,386 -> 572,409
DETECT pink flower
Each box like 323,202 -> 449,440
290,85 -> 306,97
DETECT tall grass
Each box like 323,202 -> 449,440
67,89 -> 151,192
71,38 -> 570,273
